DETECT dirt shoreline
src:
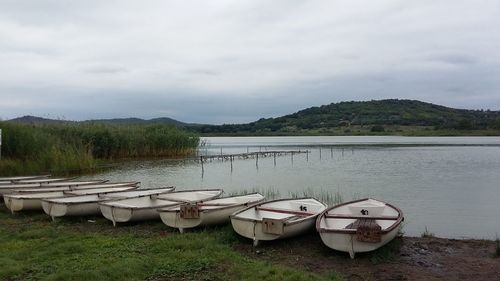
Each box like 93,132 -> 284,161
1,203 -> 498,280
233,233 -> 500,281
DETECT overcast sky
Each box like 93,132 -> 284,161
1,1 -> 500,124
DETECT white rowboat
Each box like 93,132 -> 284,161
316,198 -> 404,259
158,193 -> 265,233
13,177 -> 77,184
4,185 -> 139,213
231,198 -> 327,246
41,187 -> 174,220
14,182 -> 139,194
0,175 -> 50,184
0,180 -> 109,195
99,189 -> 223,226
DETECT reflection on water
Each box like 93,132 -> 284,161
84,136 -> 500,239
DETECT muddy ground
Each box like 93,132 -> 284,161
234,233 -> 500,281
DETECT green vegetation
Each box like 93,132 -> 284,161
421,226 -> 435,238
228,187 -> 344,206
0,210 -> 342,281
9,100 -> 500,136
192,99 -> 500,136
0,122 -> 199,176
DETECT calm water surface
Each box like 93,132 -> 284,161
84,136 -> 500,239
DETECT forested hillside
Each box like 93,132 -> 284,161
193,99 -> 500,135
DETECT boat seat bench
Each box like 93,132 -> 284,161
325,214 -> 399,220
255,206 -> 315,216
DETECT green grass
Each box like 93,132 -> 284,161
0,210 -> 342,281
0,122 -> 199,176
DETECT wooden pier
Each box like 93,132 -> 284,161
197,150 -> 309,175
198,150 -> 308,162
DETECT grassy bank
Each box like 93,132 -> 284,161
0,209 -> 340,281
198,125 -> 500,137
0,122 -> 199,176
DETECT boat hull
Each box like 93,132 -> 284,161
4,192 -> 64,212
99,189 -> 223,226
230,198 -> 327,245
160,204 -> 245,230
231,215 -> 317,242
42,201 -> 101,219
100,205 -> 160,225
318,223 -> 401,255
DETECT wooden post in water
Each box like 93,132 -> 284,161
331,147 -> 333,158
230,156 -> 233,172
256,153 -> 259,168
200,156 -> 204,177
273,152 -> 276,166
319,147 -> 322,160
291,151 -> 294,164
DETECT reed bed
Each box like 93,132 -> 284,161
229,187 -> 344,206
0,122 -> 199,175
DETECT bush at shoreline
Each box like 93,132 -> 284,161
0,122 -> 199,176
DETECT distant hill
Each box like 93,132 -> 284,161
7,115 -> 190,127
8,115 -> 73,125
86,117 -> 187,126
7,100 -> 500,136
194,99 -> 500,135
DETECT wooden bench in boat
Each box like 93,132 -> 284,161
254,206 -> 315,235
325,214 -> 399,220
255,206 -> 315,216
196,203 -> 235,207
345,218 -> 382,243
179,202 -> 237,219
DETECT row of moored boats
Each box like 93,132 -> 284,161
0,175 -> 404,258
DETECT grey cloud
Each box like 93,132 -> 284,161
83,65 -> 128,74
187,69 -> 219,76
0,1 -> 499,123
429,54 -> 478,66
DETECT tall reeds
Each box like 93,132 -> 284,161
0,122 -> 199,175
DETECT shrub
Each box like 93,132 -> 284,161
0,122 -> 199,175
370,125 -> 385,132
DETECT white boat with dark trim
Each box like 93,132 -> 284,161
316,198 -> 404,259
13,177 -> 77,184
230,198 -> 327,246
0,175 -> 50,184
0,179 -> 107,195
158,193 -> 265,233
17,182 -> 140,194
4,184 -> 139,213
41,187 -> 174,220
100,189 -> 223,226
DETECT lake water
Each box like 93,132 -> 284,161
83,136 -> 500,239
